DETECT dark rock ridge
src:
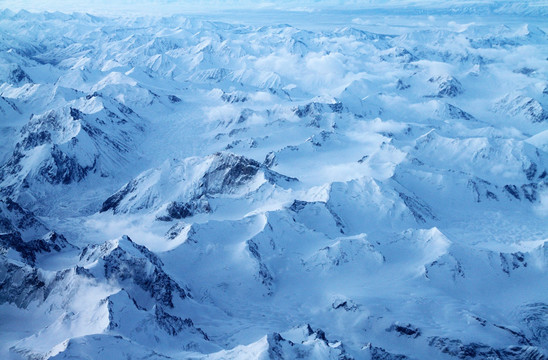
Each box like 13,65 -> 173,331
104,289 -> 212,352
159,199 -> 211,221
293,101 -> 344,119
0,96 -> 21,115
0,231 -> 73,265
221,91 -> 248,103
387,323 -> 422,338
441,103 -> 476,121
0,199 -> 74,264
0,95 -> 144,200
428,336 -> 546,360
79,235 -> 190,308
495,95 -> 548,123
380,47 -> 418,63
0,257 -> 45,308
0,198 -> 49,239
265,325 -> 353,359
331,298 -> 359,312
363,343 -> 412,360
153,305 -> 209,340
247,239 -> 274,294
0,256 -> 92,309
8,65 -> 32,85
427,76 -> 463,98
100,152 -> 298,219
289,199 -> 345,234
397,191 -> 437,223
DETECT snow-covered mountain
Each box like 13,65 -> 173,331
0,4 -> 547,360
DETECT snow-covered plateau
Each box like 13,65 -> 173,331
0,3 -> 547,359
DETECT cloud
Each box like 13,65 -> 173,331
254,49 -> 351,96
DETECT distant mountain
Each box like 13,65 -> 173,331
0,9 -> 547,360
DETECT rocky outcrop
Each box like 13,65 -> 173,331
0,257 -> 45,308
427,76 -> 463,98
100,152 -> 297,218
428,336 -> 546,360
79,236 -> 190,308
495,95 -> 547,123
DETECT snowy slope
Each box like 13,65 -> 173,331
0,6 -> 547,360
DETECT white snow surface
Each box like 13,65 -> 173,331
0,5 -> 547,360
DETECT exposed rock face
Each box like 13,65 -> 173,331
0,258 -> 45,308
494,94 -> 547,123
100,152 -> 297,219
437,102 -> 476,121
79,235 -> 190,308
0,198 -> 49,238
428,76 -> 463,98
246,239 -> 274,293
153,305 -> 208,338
428,337 -> 546,360
0,231 -> 73,265
363,344 -> 412,360
0,97 -> 145,209
162,199 -> 211,220
8,66 -> 32,85
386,323 -> 421,338
0,199 -> 74,264
260,325 -> 353,360
0,9 -> 548,360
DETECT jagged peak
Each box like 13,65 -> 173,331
79,235 -> 162,268
100,152 -> 297,216
79,235 -> 190,308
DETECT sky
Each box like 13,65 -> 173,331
0,0 -> 547,16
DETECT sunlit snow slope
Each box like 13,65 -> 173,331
0,6 -> 548,360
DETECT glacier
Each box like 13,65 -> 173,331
0,2 -> 547,359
